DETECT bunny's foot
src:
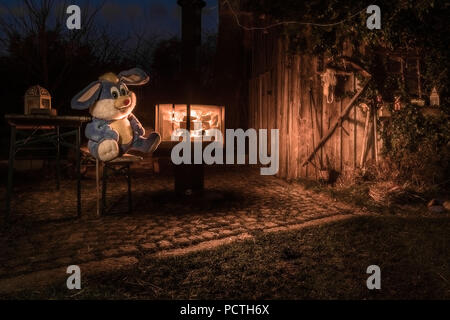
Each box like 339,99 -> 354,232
97,139 -> 120,161
132,133 -> 161,154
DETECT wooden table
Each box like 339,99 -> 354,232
5,114 -> 91,222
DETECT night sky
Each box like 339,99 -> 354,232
0,0 -> 219,38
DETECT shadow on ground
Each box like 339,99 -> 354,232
130,189 -> 260,217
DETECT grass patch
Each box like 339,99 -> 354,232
300,179 -> 384,212
299,178 -> 437,215
4,215 -> 449,299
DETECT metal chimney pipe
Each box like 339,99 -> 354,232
177,0 -> 205,100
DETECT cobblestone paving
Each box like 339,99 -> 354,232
0,165 -> 355,280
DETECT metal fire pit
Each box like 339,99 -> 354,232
155,103 -> 225,195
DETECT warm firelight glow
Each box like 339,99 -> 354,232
155,104 -> 225,141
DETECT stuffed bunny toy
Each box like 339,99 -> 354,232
71,68 -> 160,161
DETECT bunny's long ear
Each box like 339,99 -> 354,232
71,81 -> 102,110
118,68 -> 149,86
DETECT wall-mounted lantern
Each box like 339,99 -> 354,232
430,87 -> 440,106
394,95 -> 403,111
378,105 -> 391,118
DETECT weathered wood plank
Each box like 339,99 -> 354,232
276,37 -> 284,178
302,77 -> 372,167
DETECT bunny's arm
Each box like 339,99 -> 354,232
85,119 -> 119,143
128,113 -> 145,137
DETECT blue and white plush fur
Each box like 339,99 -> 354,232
71,68 -> 160,161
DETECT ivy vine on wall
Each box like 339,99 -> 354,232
244,0 -> 449,186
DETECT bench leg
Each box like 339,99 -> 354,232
76,127 -> 82,218
127,164 -> 132,214
100,162 -> 133,215
96,159 -> 100,217
102,164 -> 108,216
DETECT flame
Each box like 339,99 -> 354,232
166,108 -> 220,139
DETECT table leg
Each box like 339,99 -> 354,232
56,125 -> 61,190
6,126 -> 16,223
76,127 -> 81,217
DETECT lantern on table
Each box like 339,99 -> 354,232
24,85 -> 56,115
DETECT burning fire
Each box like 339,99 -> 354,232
156,104 -> 224,141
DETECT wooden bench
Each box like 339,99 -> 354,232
81,147 -> 142,216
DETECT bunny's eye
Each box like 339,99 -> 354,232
119,84 -> 128,96
110,87 -> 119,99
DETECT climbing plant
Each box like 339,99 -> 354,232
381,103 -> 450,186
244,0 -> 449,100
242,0 -> 450,187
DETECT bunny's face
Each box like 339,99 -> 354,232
71,68 -> 149,120
89,78 -> 136,120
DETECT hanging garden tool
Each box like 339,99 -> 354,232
320,68 -> 337,104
